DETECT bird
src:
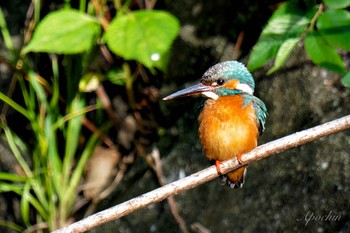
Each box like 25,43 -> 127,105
163,61 -> 267,188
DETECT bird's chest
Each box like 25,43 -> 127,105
198,96 -> 259,161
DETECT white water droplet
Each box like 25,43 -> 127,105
151,53 -> 160,61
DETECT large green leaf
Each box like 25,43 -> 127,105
248,2 -> 314,72
267,38 -> 299,74
317,9 -> 350,51
323,0 -> 350,9
305,31 -> 346,74
22,9 -> 100,54
247,40 -> 280,71
104,10 -> 180,71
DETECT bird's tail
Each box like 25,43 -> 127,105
221,165 -> 248,188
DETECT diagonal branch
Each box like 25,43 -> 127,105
53,114 -> 350,233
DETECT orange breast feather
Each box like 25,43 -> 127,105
198,95 -> 259,161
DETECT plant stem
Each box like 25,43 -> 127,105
307,3 -> 324,32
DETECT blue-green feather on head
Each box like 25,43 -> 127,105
201,61 -> 255,93
200,61 -> 267,133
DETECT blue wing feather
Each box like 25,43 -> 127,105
252,96 -> 267,135
242,94 -> 267,134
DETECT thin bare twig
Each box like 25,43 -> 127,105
146,148 -> 189,233
95,85 -> 121,129
53,114 -> 350,233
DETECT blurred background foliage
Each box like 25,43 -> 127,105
0,0 -> 179,231
0,0 -> 349,232
248,0 -> 350,83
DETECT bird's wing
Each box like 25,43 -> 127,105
252,96 -> 268,135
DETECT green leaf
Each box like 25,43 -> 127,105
3,125 -> 32,177
65,131 -> 99,211
247,40 -> 280,71
44,114 -> 63,201
317,9 -> 350,50
323,0 -> 350,9
0,7 -> 14,51
0,92 -> 29,119
22,9 -> 100,54
20,185 -> 49,222
267,38 -> 299,74
28,71 -> 48,108
248,2 -> 315,72
305,31 -> 346,74
104,10 -> 180,71
341,72 -> 350,87
0,172 -> 27,182
79,73 -> 104,92
0,183 -> 24,193
106,69 -> 128,86
62,96 -> 85,182
21,182 -> 31,226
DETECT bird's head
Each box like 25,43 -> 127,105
163,61 -> 255,101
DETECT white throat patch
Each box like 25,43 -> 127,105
202,91 -> 219,100
236,83 -> 254,95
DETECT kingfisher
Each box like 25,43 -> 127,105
163,61 -> 267,188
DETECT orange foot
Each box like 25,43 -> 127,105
237,153 -> 243,164
215,160 -> 222,175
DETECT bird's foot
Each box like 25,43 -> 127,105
237,153 -> 243,164
215,160 -> 223,175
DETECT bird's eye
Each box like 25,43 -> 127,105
217,78 -> 225,85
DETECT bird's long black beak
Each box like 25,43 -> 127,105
163,83 -> 213,100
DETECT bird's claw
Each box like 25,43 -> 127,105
237,153 -> 243,164
215,160 -> 223,175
